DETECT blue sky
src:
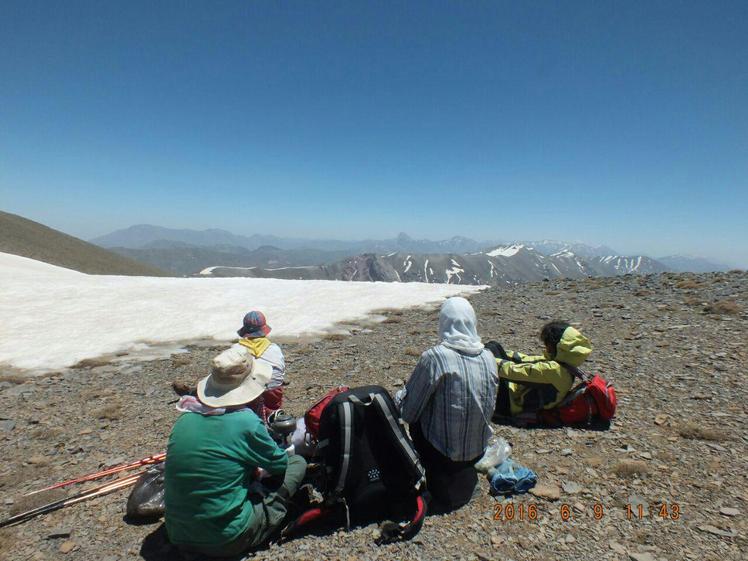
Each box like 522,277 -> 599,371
1,1 -> 747,265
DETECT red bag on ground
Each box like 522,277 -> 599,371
557,373 -> 616,425
304,386 -> 349,441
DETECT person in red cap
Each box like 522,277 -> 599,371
237,311 -> 286,419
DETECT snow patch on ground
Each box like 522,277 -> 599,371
0,253 -> 482,372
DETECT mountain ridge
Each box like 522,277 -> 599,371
199,246 -> 670,285
0,212 -> 168,276
93,224 -> 737,276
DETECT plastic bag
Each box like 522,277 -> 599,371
475,436 -> 511,473
126,463 -> 165,519
291,418 -> 318,458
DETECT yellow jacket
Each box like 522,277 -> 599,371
498,327 -> 592,416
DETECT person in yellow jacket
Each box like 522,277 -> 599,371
486,321 -> 592,424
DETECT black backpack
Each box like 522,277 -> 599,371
286,385 -> 427,544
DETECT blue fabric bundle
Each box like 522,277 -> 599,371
487,459 -> 538,496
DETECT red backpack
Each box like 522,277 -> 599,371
555,367 -> 617,425
304,386 -> 349,440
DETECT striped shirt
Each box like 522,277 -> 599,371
399,344 -> 498,461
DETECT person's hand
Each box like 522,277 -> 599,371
485,341 -> 509,360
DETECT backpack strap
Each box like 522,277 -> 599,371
333,400 -> 354,498
371,392 -> 426,490
562,362 -> 591,383
376,494 -> 428,545
555,362 -> 591,409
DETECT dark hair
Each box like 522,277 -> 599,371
540,320 -> 570,356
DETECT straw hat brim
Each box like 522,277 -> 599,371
197,360 -> 272,408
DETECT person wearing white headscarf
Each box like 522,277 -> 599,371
398,297 -> 498,512
438,296 -> 485,354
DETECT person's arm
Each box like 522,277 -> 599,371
262,344 -> 286,381
399,352 -> 440,425
485,341 -> 545,363
245,419 -> 289,475
498,359 -> 567,385
505,350 -> 547,363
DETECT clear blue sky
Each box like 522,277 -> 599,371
1,1 -> 746,265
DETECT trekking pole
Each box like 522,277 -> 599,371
23,452 -> 166,496
1,472 -> 143,528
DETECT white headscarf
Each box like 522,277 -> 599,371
438,297 -> 484,355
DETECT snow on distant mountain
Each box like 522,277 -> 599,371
585,255 -> 668,275
657,255 -> 732,273
201,246 -> 670,285
486,244 -> 524,257
0,252 -> 477,372
521,240 -> 619,258
97,224 -> 720,282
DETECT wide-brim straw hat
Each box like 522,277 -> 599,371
197,344 -> 272,408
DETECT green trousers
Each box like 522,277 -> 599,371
187,455 -> 307,558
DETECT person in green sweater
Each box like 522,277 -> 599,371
165,344 -> 307,557
486,320 -> 592,424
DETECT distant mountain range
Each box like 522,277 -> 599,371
199,245 -> 670,285
516,240 -> 619,259
92,224 -> 734,283
1,214 -> 733,284
657,255 -> 732,273
110,243 -> 354,276
91,224 -> 500,254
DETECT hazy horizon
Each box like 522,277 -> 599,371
2,2 -> 746,266
4,210 -> 741,267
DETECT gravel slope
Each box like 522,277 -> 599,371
1,271 -> 746,560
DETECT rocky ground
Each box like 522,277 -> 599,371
1,271 -> 746,561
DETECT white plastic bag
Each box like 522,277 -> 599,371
475,436 -> 511,473
291,418 -> 318,457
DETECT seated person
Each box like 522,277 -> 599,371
165,345 -> 306,558
397,297 -> 498,513
237,310 -> 286,417
487,320 -> 592,423
170,311 -> 286,421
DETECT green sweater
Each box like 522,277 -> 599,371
164,409 -> 288,547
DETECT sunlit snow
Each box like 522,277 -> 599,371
486,244 -> 524,257
0,253 -> 482,372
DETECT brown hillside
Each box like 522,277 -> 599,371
0,211 -> 168,276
